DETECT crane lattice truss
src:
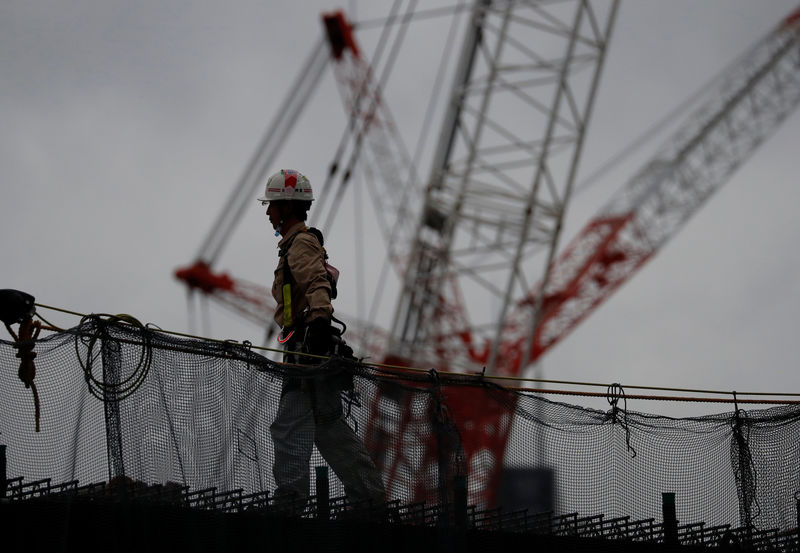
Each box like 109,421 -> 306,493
367,2 -> 800,511
388,0 -> 620,375
499,6 -> 800,373
321,12 -> 422,271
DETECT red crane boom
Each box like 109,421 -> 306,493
491,6 -> 800,376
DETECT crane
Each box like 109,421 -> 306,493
366,1 -> 800,509
174,2 -> 800,509
498,5 -> 800,373
385,0 -> 621,372
371,0 -> 622,508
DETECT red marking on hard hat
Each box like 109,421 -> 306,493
285,172 -> 297,189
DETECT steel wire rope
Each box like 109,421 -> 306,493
573,78 -> 724,197
352,2 -> 471,30
318,0 -> 418,236
306,0 -> 463,351
360,0 -> 468,351
310,0 -> 421,349
572,15 -> 770,197
184,37 -> 327,340
199,35 -> 329,266
353,168 -> 366,320
30,302 -> 800,405
309,105 -> 363,227
311,1 -> 409,229
72,313 -> 153,402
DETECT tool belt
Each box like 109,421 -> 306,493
278,318 -> 355,396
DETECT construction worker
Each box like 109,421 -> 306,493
259,169 -> 385,510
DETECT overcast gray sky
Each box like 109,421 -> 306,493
2,1 -> 799,417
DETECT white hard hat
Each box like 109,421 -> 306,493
257,169 -> 314,203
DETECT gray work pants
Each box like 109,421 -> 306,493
270,372 -> 385,505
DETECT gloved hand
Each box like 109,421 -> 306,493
305,318 -> 332,356
335,340 -> 354,360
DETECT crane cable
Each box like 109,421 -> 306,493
317,0 -> 462,344
573,18 -> 763,196
316,0 -> 419,235
198,35 -> 329,266
73,313 -> 153,403
353,2 -> 471,30
312,0 -> 409,228
361,0 -> 469,343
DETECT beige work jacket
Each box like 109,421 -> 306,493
271,222 -> 333,328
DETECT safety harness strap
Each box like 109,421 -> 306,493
279,226 -> 336,332
281,250 -> 294,328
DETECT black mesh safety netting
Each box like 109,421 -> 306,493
1,315 -> 799,537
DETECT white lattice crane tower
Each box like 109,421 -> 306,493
368,1 -> 800,509
365,0 -> 621,510
385,0 -> 620,377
